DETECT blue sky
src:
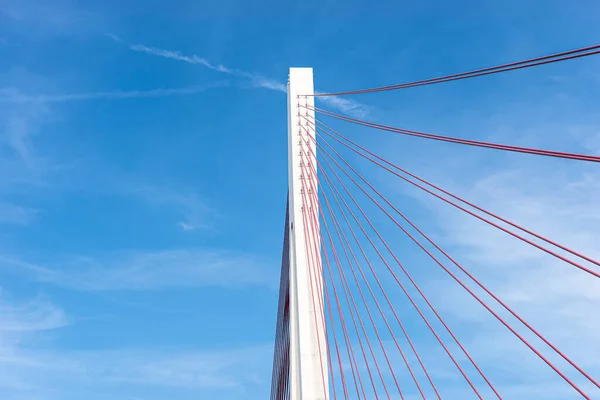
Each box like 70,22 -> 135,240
1,1 -> 600,399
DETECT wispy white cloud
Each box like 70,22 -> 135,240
0,343 -> 271,398
128,185 -> 215,232
435,168 -> 600,268
316,93 -> 372,119
577,125 -> 600,154
402,162 -> 600,396
129,45 -> 239,75
126,42 -> 370,117
179,222 -> 196,231
83,345 -> 271,390
0,292 -> 68,392
0,70 -> 224,231
0,0 -> 97,39
0,82 -> 227,104
0,80 -> 225,193
360,94 -> 600,395
104,33 -> 122,43
0,292 -> 68,334
0,96 -> 50,168
0,248 -> 276,291
0,202 -> 37,224
128,44 -> 285,92
0,290 -> 271,399
0,73 -> 65,219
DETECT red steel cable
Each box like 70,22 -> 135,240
322,234 -> 369,400
322,230 -> 382,400
298,192 -> 333,399
297,120 -> 341,397
320,210 -> 368,399
311,122 -> 600,391
300,126 -> 442,399
318,177 -> 424,400
299,157 -> 371,399
301,200 -> 344,400
320,153 -> 487,399
298,127 -> 351,399
325,285 -> 352,399
308,116 -> 600,270
321,257 -> 352,400
314,125 -> 595,398
320,193 -> 406,400
301,147 -> 404,400
314,141 -> 487,399
308,188 -> 392,400
317,138 -> 597,399
302,156 -> 372,400
298,140 -> 356,399
300,131 -> 360,400
324,245 -> 365,400
306,106 -> 600,163
312,44 -> 600,96
306,117 -> 600,280
301,180 -> 350,400
302,124 -> 495,395
300,164 -> 386,400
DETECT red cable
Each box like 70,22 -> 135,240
322,266 -> 352,400
321,259 -> 351,400
297,127 -> 350,399
308,190 -> 391,400
301,125 -> 493,396
311,122 -> 600,391
307,105 -> 600,163
310,116 -> 600,270
301,105 -> 356,398
324,285 -> 352,399
300,161 -> 386,400
322,235 -> 369,400
312,182 -> 370,400
319,138 -> 595,400
297,191 -> 331,399
315,209 -> 366,399
301,127 -> 441,399
315,140 -> 488,399
315,126 -> 596,398
318,179 -> 418,400
301,148 -> 403,399
307,117 -> 600,280
298,159 -> 352,400
301,201 -> 343,400
321,195 -> 405,400
322,232 -> 377,399
312,44 -> 600,96
298,140 -> 352,399
323,242 -> 365,399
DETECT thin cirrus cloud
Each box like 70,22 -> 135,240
369,103 -> 600,392
0,82 -> 228,104
126,42 -> 371,118
404,162 -> 600,391
0,201 -> 37,225
0,293 -> 68,392
0,341 -> 272,398
0,82 -> 225,171
127,185 -> 215,232
0,292 -> 271,397
0,293 -> 68,333
0,248 -> 277,292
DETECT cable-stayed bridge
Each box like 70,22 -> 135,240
270,44 -> 600,400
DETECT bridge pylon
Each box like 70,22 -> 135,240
271,68 -> 328,400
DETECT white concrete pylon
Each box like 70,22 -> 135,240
287,68 -> 329,400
